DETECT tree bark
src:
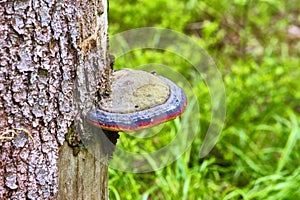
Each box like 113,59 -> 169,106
0,0 -> 110,199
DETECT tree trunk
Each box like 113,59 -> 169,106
0,0 -> 110,199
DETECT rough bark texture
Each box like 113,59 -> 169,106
0,0 -> 110,199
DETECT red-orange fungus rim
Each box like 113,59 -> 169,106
86,75 -> 187,132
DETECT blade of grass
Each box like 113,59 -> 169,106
142,186 -> 159,200
276,111 -> 300,173
182,174 -> 191,200
227,144 -> 263,174
109,187 -> 121,200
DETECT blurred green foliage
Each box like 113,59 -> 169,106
108,0 -> 300,199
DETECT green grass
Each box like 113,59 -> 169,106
108,0 -> 300,199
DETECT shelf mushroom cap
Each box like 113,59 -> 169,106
86,68 -> 187,132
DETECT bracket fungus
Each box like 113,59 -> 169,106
86,68 -> 187,132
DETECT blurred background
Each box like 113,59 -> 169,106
107,0 -> 300,199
